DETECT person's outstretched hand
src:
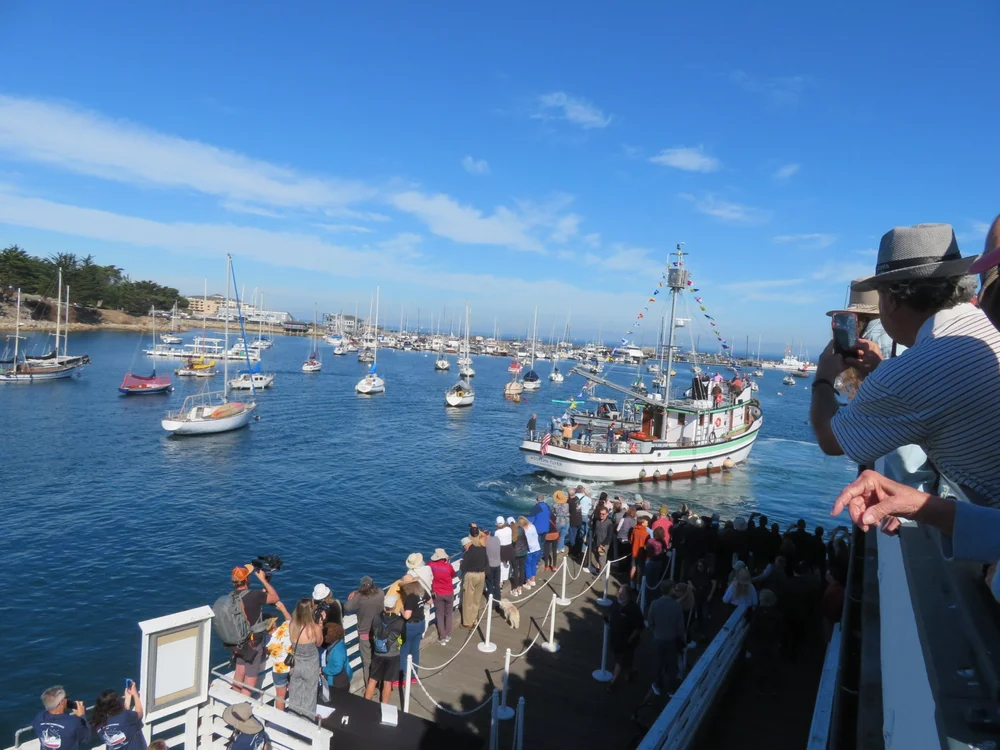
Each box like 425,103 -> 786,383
831,470 -> 936,534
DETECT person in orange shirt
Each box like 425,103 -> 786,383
630,516 -> 650,583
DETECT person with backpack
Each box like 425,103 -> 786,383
213,565 -> 281,697
319,620 -> 353,702
363,594 -> 405,705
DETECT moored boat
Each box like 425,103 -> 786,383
120,307 -> 172,395
356,286 -> 385,394
445,378 -> 475,407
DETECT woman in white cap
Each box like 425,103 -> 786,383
494,516 -> 513,594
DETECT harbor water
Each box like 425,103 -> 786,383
0,331 -> 851,735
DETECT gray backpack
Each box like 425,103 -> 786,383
212,590 -> 266,647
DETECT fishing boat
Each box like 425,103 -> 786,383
519,244 -> 763,483
162,255 -> 257,435
119,307 -> 172,395
521,307 -> 541,392
302,304 -> 322,373
445,377 -> 475,407
356,286 -> 385,394
0,288 -> 87,383
160,303 -> 184,345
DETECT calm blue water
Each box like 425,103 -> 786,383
0,331 -> 851,735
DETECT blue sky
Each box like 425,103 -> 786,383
0,2 -> 995,354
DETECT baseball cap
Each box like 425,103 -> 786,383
506,516 -> 516,525
496,515 -> 506,526
312,583 -> 331,601
360,575 -> 374,587
383,593 -> 398,609
231,565 -> 252,582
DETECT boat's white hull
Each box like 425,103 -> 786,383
435,361 -> 451,371
356,376 -> 385,394
160,335 -> 183,345
176,368 -> 217,378
521,422 -> 761,483
0,365 -> 81,383
161,403 -> 256,435
504,381 -> 524,396
549,372 -> 564,382
522,380 -> 541,391
302,361 -> 322,373
459,366 -> 475,377
229,374 -> 275,390
445,392 -> 475,407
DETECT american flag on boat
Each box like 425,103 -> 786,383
540,433 -> 551,456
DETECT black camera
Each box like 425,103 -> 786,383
250,555 -> 283,580
313,600 -> 331,623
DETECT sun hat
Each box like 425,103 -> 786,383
231,565 -> 252,582
312,583 -> 331,601
852,224 -> 975,291
553,490 -> 568,504
222,703 -> 263,735
496,515 -> 506,526
383,593 -> 398,609
460,536 -> 472,547
405,553 -> 424,570
826,280 -> 880,316
430,548 -> 449,562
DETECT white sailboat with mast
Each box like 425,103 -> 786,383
302,304 -> 322,373
446,303 -> 475,407
519,244 -> 763,483
0,288 -> 86,382
356,286 -> 385,394
162,255 -> 257,435
521,307 -> 540,391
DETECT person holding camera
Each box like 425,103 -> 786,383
32,687 -> 89,750
91,682 -> 145,750
229,564 -> 280,696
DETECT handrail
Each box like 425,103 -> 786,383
807,623 -> 842,749
637,604 -> 750,750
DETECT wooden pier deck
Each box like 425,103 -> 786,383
356,555 -> 729,749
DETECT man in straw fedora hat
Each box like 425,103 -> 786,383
221,703 -> 270,750
811,222 -> 1000,507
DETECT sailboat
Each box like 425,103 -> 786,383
519,244 -> 763,483
521,307 -> 541,392
21,268 -> 91,374
356,286 -> 385,394
458,303 -> 475,377
446,306 -> 475,406
0,288 -> 85,382
249,292 -> 274,350
160,303 -> 184,345
302,304 -> 322,373
119,308 -> 173,394
161,255 -> 257,435
176,281 -> 217,377
434,352 -> 451,371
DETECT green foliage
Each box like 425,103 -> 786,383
0,246 -> 188,315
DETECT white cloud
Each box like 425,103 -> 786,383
0,94 -> 375,211
374,232 -> 422,260
221,200 -> 285,218
853,248 -> 877,256
555,250 -> 576,261
583,233 -> 601,249
534,92 -> 611,129
550,214 -> 581,243
773,233 -> 836,249
390,191 -> 544,252
972,221 -> 990,235
730,70 -> 810,104
680,193 -> 771,225
774,163 -> 799,180
812,261 -> 876,284
649,146 -> 720,173
583,244 -> 658,273
312,223 -> 374,234
461,156 -> 490,175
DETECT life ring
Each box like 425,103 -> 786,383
714,417 -> 722,428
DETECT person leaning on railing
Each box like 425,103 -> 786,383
811,222 -> 1000,508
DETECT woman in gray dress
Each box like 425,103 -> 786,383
286,598 -> 323,720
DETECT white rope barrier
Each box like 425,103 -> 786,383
597,558 -> 613,607
555,558 -> 570,606
566,561 -> 616,602
591,620 -> 613,682
507,558 -> 565,604
411,670 -> 496,716
413,603 -> 488,673
509,594 -> 556,659
478,594 -> 498,653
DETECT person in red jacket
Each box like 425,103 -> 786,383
428,549 -> 455,645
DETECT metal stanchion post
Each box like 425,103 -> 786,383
669,548 -> 677,581
515,696 -> 526,750
478,593 -> 497,653
497,648 -> 515,720
592,620 -> 614,682
597,561 -> 613,607
556,558 -> 570,606
403,654 -> 413,713
488,688 -> 500,750
639,573 -> 648,617
541,594 -> 560,653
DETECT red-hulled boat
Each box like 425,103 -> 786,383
119,371 -> 172,395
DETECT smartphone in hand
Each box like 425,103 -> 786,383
831,312 -> 858,355
125,679 -> 135,692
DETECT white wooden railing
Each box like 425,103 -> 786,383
636,604 -> 750,750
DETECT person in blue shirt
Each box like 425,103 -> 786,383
32,686 -> 89,750
222,703 -> 270,750
527,494 -> 551,540
320,621 -> 354,697
91,683 -> 146,750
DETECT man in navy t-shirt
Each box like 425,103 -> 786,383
32,686 -> 89,750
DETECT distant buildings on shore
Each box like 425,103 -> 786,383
184,293 -> 291,324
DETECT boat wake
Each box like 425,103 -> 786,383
761,437 -> 816,447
